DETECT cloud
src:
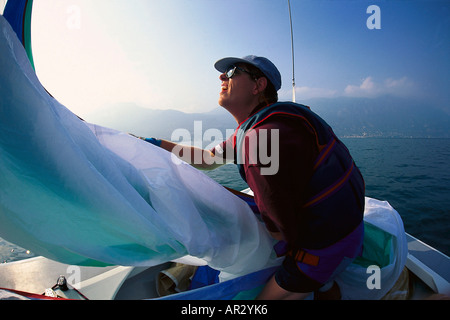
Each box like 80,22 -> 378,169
281,76 -> 417,101
344,76 -> 415,98
344,77 -> 378,97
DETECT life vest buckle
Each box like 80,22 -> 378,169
290,249 -> 320,267
274,241 -> 320,267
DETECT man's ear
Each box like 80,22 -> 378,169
253,77 -> 268,95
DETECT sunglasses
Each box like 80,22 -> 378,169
225,65 -> 259,80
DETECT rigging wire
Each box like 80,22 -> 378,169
287,0 -> 296,102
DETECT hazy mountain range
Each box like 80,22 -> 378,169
85,95 -> 450,141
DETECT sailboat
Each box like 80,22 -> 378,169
0,0 -> 449,300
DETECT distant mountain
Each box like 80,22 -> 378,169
85,96 -> 450,141
301,96 -> 450,138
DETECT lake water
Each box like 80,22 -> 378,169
1,137 -> 449,263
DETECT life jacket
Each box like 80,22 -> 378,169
233,102 -> 365,249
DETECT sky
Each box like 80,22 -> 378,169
8,0 -> 449,119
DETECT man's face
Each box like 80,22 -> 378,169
218,64 -> 257,112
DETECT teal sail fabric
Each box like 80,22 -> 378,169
0,15 -> 277,277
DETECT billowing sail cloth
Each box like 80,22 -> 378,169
1,4 -> 408,299
0,14 -> 277,277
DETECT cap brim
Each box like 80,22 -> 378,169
214,57 -> 255,73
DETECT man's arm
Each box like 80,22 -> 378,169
129,134 -> 226,170
159,139 -> 225,170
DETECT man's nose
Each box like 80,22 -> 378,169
219,73 -> 228,81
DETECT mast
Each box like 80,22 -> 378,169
288,0 -> 295,102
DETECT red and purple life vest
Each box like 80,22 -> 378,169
234,102 -> 365,249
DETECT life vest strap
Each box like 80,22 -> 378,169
274,241 -> 320,267
303,161 -> 355,208
313,136 -> 337,171
291,249 -> 320,267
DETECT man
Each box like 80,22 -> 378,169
137,55 -> 365,300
